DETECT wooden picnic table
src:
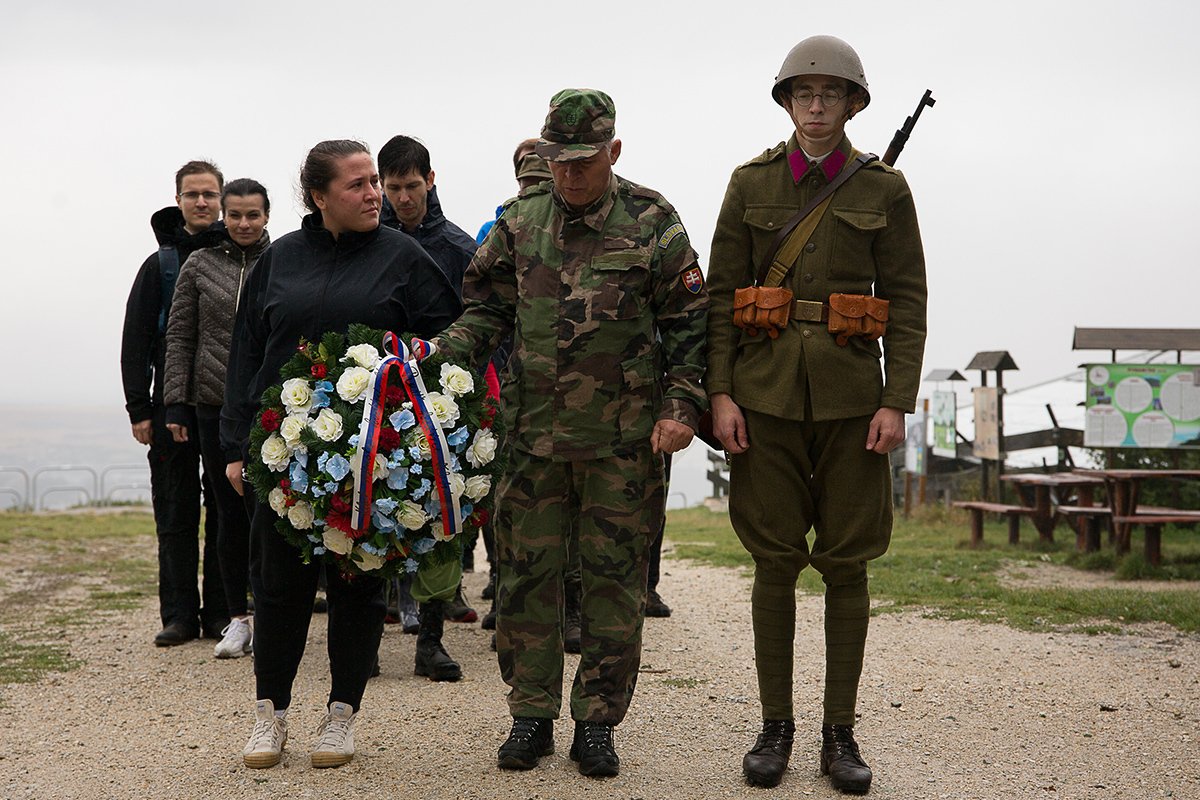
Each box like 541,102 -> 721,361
1072,469 -> 1200,564
999,472 -> 1107,544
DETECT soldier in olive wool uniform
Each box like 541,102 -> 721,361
706,36 -> 927,794
427,88 -> 708,779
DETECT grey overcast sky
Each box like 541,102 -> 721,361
2,0 -> 1198,412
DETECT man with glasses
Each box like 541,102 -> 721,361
121,160 -> 230,647
706,36 -> 927,794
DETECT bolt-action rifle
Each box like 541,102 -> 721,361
882,89 -> 935,167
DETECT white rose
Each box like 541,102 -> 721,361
280,378 -> 313,414
431,521 -> 451,541
448,471 -> 466,499
426,392 -> 461,428
260,434 -> 292,472
322,527 -> 354,555
373,453 -> 389,482
268,487 -> 288,516
439,363 -> 475,397
464,474 -> 491,502
342,343 -> 381,370
466,429 -> 498,468
337,366 -> 372,403
279,414 -> 309,449
409,431 -> 432,461
309,408 -> 344,442
287,500 -> 314,530
354,546 -> 384,572
396,500 -> 428,531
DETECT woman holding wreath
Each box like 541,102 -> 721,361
221,140 -> 461,769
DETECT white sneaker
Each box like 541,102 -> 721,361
311,701 -> 356,768
243,699 -> 287,768
214,617 -> 253,659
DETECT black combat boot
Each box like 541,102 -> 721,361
742,718 -> 794,787
497,717 -> 554,770
821,723 -> 872,794
570,720 -> 619,777
563,575 -> 582,654
414,601 -> 462,682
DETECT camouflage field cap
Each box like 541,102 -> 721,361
516,152 -> 553,181
535,88 -> 616,162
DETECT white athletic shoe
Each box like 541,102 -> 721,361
311,701 -> 356,768
214,617 -> 253,659
243,699 -> 287,768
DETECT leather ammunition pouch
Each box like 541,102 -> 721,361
827,293 -> 889,346
733,286 -> 794,339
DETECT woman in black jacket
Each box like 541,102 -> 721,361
164,178 -> 271,661
221,140 -> 462,770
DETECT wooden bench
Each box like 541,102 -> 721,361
1113,509 -> 1200,566
952,501 -> 1038,546
1056,505 -> 1112,553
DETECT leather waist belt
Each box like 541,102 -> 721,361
792,299 -> 828,323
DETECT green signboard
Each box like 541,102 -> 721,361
1084,363 -> 1200,449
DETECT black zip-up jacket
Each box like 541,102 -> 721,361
220,213 -> 463,462
120,206 -> 226,424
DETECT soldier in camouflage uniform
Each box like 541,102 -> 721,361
426,88 -> 708,779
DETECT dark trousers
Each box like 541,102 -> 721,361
195,404 -> 252,617
249,500 -> 386,712
147,406 -> 225,631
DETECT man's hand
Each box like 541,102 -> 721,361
131,420 -> 153,446
710,393 -> 749,454
652,419 -> 694,455
865,407 -> 905,454
167,423 -> 188,443
226,461 -> 245,497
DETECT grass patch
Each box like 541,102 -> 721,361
666,506 -> 1200,633
0,511 -> 156,544
0,631 -> 79,683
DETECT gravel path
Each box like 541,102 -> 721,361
2,537 -> 1197,800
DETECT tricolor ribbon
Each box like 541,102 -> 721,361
351,332 -> 461,540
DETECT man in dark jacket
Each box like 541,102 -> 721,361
120,159 -> 230,646
377,135 -> 480,680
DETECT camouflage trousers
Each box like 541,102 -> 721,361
495,444 -> 665,725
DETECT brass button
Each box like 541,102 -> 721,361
766,221 -> 775,228
803,273 -> 814,283
802,328 -> 813,338
804,242 -> 816,253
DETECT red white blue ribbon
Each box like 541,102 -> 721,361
351,332 -> 461,539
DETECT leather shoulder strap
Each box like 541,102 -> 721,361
757,151 -> 876,287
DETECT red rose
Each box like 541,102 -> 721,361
385,385 -> 405,407
327,510 -> 352,534
279,478 -> 291,490
311,363 -> 327,379
285,496 -> 297,507
330,493 -> 351,514
378,428 -> 402,452
261,409 -> 282,432
470,507 -> 491,526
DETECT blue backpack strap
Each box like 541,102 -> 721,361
157,245 -> 180,335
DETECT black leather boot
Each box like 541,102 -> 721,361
821,723 -> 872,794
742,718 -> 794,787
563,575 -> 582,654
414,601 -> 462,681
569,720 -> 619,777
497,717 -> 554,770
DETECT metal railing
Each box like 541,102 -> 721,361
0,463 -> 151,510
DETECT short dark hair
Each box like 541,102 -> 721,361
299,140 -> 371,214
175,160 -> 224,194
377,135 -> 431,180
222,178 -> 270,215
512,138 -> 539,175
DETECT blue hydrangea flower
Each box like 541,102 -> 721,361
409,463 -> 423,476
317,451 -> 331,473
323,481 -> 339,495
460,503 -> 474,522
310,483 -> 327,497
408,445 -> 423,461
387,467 -> 408,491
424,496 -> 440,519
372,510 -> 397,532
412,478 -> 432,499
326,454 -> 351,481
349,434 -> 360,448
447,426 -> 469,446
448,454 -> 462,473
374,497 -> 398,515
361,542 -> 386,556
313,546 -> 327,556
412,537 -> 436,555
307,534 -> 322,543
294,450 -> 309,468
288,461 -> 309,493
390,408 -> 417,431
404,558 -> 419,573
311,380 -> 334,410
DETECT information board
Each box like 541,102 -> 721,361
931,390 -> 957,458
973,387 -> 1000,460
1083,364 -> 1200,449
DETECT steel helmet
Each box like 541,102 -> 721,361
772,35 -> 870,114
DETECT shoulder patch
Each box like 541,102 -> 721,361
681,266 -> 704,294
658,222 -> 686,250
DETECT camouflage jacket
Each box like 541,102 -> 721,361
435,173 -> 709,461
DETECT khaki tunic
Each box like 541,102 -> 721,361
706,134 -> 927,420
